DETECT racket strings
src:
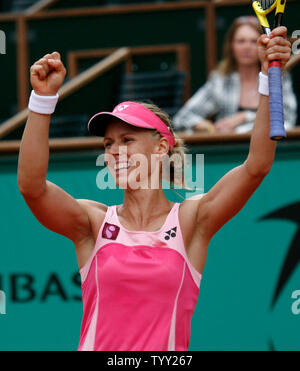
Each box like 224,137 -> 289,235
258,0 -> 276,10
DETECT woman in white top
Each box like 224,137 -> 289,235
173,16 -> 297,134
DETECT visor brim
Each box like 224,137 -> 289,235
88,112 -> 155,137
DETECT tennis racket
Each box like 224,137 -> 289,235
252,0 -> 287,140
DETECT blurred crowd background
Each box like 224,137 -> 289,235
0,0 -> 299,141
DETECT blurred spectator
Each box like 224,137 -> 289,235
173,16 -> 297,134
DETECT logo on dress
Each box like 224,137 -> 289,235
102,223 -> 120,240
164,226 -> 177,240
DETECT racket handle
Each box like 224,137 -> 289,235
268,61 -> 286,140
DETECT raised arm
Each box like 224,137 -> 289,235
196,27 -> 292,239
18,52 -> 93,244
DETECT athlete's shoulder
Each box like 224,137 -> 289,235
179,193 -> 209,219
184,193 -> 208,202
77,199 -> 108,214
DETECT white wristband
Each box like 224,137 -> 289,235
28,90 -> 59,114
258,72 -> 269,96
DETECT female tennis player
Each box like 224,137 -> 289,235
18,27 -> 291,351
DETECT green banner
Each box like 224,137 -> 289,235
0,142 -> 300,350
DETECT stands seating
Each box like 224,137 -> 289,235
118,69 -> 186,118
0,0 -> 299,143
103,0 -> 158,4
11,0 -> 37,11
48,69 -> 186,138
0,0 -> 179,12
49,114 -> 89,138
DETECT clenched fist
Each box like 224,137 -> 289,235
257,26 -> 291,75
30,51 -> 67,96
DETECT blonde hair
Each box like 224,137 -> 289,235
135,101 -> 186,189
217,16 -> 263,75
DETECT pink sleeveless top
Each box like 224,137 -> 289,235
78,202 -> 201,351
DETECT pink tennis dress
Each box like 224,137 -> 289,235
78,202 -> 202,351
